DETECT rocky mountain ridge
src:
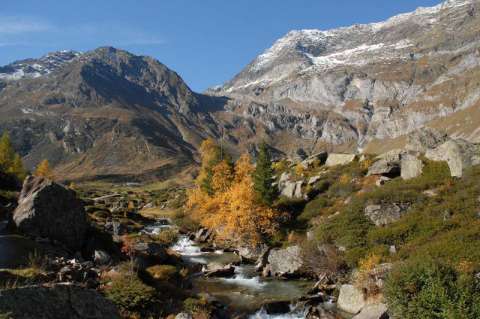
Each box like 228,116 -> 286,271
1,0 -> 480,179
0,50 -> 81,81
0,47 -> 223,181
210,0 -> 480,154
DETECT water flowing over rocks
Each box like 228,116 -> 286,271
13,176 -> 88,251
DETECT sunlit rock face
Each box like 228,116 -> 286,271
210,0 -> 480,152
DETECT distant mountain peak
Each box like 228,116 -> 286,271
0,50 -> 81,81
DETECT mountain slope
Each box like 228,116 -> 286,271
0,47 -> 221,181
210,0 -> 480,154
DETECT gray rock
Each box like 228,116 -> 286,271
93,250 -> 111,265
301,152 -> 328,168
375,176 -> 391,187
294,181 -> 304,198
364,203 -> 410,226
401,154 -> 423,180
267,245 -> 304,277
280,180 -> 304,199
376,149 -> 405,163
203,263 -> 235,278
279,172 -> 291,184
308,175 -> 322,185
352,303 -> 389,319
132,242 -> 167,267
368,149 -> 408,177
426,139 -> 480,177
281,181 -> 297,198
238,244 -> 268,263
325,154 -> 356,167
13,176 -> 88,251
175,313 -> 193,319
337,284 -> 366,314
406,128 -> 448,153
263,301 -> 291,314
0,284 -> 120,319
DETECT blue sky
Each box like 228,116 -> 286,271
1,0 -> 441,92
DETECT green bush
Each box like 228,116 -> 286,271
385,258 -> 480,319
183,297 -> 212,317
104,274 -> 156,312
298,196 -> 331,221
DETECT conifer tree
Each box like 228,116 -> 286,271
8,154 -> 27,181
35,159 -> 54,180
253,142 -> 277,206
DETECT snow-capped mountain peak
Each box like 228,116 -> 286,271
0,50 -> 82,81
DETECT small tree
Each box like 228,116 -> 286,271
34,159 -> 54,180
253,142 -> 277,206
0,132 -> 15,172
7,153 -> 27,181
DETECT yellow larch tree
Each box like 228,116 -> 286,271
34,159 -> 54,180
187,147 -> 278,246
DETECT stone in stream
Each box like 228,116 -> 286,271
266,245 -> 305,277
13,176 -> 88,251
0,284 -> 120,319
337,284 -> 366,314
262,300 -> 291,315
203,263 -> 235,278
132,242 -> 167,269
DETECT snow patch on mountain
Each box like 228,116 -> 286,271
0,50 -> 81,81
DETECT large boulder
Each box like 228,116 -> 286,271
238,244 -> 269,263
132,242 -> 167,268
426,139 -> 480,177
266,245 -> 304,277
364,203 -> 410,226
367,159 -> 400,178
401,154 -> 423,180
0,284 -> 120,319
368,149 -> 405,177
203,263 -> 235,278
352,303 -> 389,319
13,176 -> 88,251
301,152 -> 328,168
406,128 -> 448,153
280,180 -> 303,199
325,154 -> 356,167
337,284 -> 366,314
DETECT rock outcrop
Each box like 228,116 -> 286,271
325,154 -> 356,167
0,284 -> 120,319
13,176 -> 88,251
426,139 -> 480,177
364,203 -> 410,227
352,303 -> 389,319
405,128 -> 448,154
401,154 -> 424,180
337,284 -> 366,314
264,245 -> 304,277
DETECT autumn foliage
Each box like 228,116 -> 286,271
187,140 -> 278,245
34,159 -> 54,180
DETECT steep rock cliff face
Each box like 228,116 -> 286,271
210,0 -> 480,153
